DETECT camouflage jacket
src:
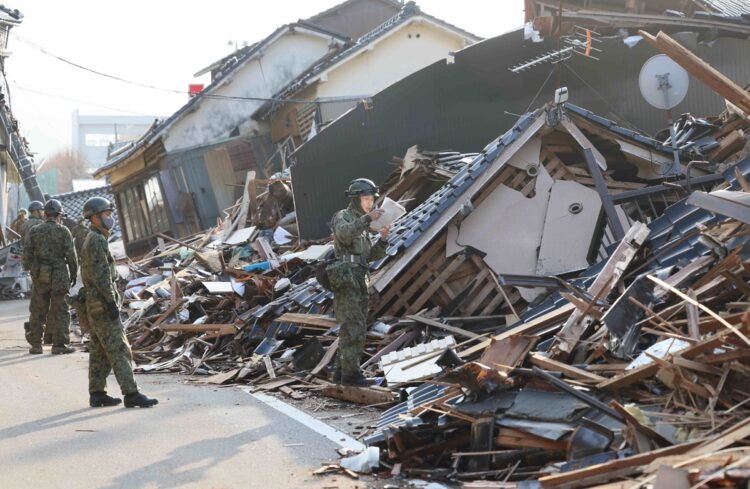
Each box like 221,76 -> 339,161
23,218 -> 77,285
20,216 -> 43,244
71,224 -> 90,260
81,227 -> 118,305
331,203 -> 387,265
10,217 -> 26,238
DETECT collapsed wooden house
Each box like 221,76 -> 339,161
368,101 -> 738,320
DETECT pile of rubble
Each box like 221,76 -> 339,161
83,32 -> 750,488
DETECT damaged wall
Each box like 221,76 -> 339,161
291,29 -> 750,239
163,31 -> 335,153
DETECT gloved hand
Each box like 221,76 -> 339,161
106,301 -> 119,321
70,275 -> 77,288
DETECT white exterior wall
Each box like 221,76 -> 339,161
164,32 -> 334,152
315,20 -> 468,99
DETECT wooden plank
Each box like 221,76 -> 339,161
377,234 -> 447,314
160,324 -> 235,335
263,356 -> 276,379
276,313 -> 337,329
406,315 -> 481,339
686,289 -> 701,340
554,222 -> 650,357
598,328 -> 738,390
256,376 -> 298,391
560,118 -> 607,170
688,417 -> 750,456
322,384 -> 396,405
648,274 -> 750,347
405,253 -> 467,314
495,427 -> 567,451
459,303 -> 576,359
306,338 -> 339,380
538,440 -> 702,488
529,352 -> 606,383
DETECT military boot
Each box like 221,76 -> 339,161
90,392 -> 122,407
341,371 -> 374,387
124,392 -> 159,408
28,345 -> 43,354
51,345 -> 75,355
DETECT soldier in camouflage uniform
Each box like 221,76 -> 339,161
20,200 -> 44,246
64,217 -> 91,337
330,178 -> 390,386
80,197 -> 158,408
22,199 -> 77,355
10,208 -> 27,240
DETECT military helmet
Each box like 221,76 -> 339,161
44,199 -> 63,216
345,178 -> 380,198
83,196 -> 114,219
28,200 -> 44,212
18,208 -> 27,215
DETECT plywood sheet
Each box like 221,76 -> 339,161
537,180 -> 602,275
456,164 -> 552,289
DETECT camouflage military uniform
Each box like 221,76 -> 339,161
22,218 -> 77,347
66,221 -> 91,334
81,227 -> 138,395
10,216 -> 26,239
330,203 -> 387,377
20,216 -> 43,245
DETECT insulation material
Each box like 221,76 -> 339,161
536,180 -> 602,275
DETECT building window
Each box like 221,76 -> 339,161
116,175 -> 170,243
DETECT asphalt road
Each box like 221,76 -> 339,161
0,300 -> 359,489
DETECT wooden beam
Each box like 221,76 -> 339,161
322,384 -> 396,405
458,303 -> 576,359
648,274 -> 750,347
560,118 -> 608,170
160,324 -> 236,335
529,352 -> 606,383
276,313 -> 337,329
406,314 -> 482,339
538,440 -> 702,488
554,222 -> 650,357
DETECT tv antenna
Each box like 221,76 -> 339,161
638,54 -> 689,177
510,26 -> 602,74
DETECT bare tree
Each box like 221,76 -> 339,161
37,149 -> 90,194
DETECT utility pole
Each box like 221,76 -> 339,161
0,6 -> 44,203
0,102 -> 44,202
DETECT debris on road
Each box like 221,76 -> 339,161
67,31 -> 750,489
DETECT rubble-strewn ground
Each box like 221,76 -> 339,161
0,300 -> 363,489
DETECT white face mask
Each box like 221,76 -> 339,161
101,215 -> 116,230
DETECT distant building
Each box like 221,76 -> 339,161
71,111 -> 158,168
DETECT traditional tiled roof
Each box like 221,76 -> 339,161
698,0 -> 750,18
51,185 -> 120,233
94,22 -> 349,179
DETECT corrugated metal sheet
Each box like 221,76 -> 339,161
291,29 -> 750,239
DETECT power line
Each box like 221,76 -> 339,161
11,32 -> 362,105
10,83 -> 148,115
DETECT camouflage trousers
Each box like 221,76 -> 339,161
27,281 -> 70,346
333,274 -> 369,377
87,310 -> 138,395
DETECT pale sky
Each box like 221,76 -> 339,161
7,0 -> 525,160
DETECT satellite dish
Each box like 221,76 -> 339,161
639,54 -> 689,110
